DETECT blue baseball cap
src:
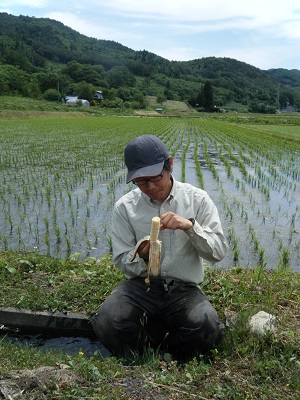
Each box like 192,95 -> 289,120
124,135 -> 169,183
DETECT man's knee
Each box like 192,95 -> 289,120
166,298 -> 224,359
188,299 -> 224,341
91,288 -> 147,355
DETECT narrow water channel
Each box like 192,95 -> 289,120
1,330 -> 111,357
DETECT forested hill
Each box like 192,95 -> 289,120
0,12 -> 299,112
0,13 -> 168,76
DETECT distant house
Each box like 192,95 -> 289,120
63,91 -> 104,106
281,100 -> 297,113
156,108 -> 163,113
64,95 -> 78,103
64,96 -> 90,107
282,102 -> 296,112
94,90 -> 104,101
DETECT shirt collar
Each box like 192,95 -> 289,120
167,175 -> 175,204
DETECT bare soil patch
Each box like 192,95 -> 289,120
0,366 -> 184,399
0,366 -> 82,399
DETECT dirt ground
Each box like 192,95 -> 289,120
0,365 -> 182,399
0,366 -> 81,399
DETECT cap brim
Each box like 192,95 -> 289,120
126,161 -> 164,183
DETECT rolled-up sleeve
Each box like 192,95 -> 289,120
111,194 -> 150,279
185,194 -> 227,262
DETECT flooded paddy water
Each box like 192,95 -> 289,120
0,116 -> 299,272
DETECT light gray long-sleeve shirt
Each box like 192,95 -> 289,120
111,178 -> 227,284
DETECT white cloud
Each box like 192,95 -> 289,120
101,0 -> 300,24
1,0 -> 47,7
46,11 -> 142,43
154,46 -> 202,62
46,12 -> 118,39
214,43 -> 300,70
149,37 -> 300,70
277,20 -> 300,39
85,0 -> 300,49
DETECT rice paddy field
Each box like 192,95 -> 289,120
0,113 -> 299,272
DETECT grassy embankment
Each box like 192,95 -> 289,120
0,95 -> 196,119
0,250 -> 299,399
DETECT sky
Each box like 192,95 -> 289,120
1,0 -> 300,71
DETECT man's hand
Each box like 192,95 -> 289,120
160,212 -> 193,231
137,240 -> 150,261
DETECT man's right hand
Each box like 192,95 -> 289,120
137,240 -> 150,262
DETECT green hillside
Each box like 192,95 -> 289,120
0,12 -> 299,112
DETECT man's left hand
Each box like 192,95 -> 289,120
160,212 -> 193,231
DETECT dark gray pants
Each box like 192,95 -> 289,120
92,277 -> 224,360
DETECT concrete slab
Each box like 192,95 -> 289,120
0,307 -> 96,338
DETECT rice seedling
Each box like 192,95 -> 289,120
2,235 -> 8,250
44,234 -> 50,255
54,225 -> 61,244
43,217 -> 49,234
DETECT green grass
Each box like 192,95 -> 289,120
0,251 -> 123,316
1,251 -> 299,399
0,96 -> 66,111
223,101 -> 249,112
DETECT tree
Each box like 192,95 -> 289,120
248,101 -> 276,114
27,80 -> 41,98
77,82 -> 95,102
106,66 -> 136,88
44,88 -> 60,101
0,64 -> 29,95
34,72 -> 66,94
191,81 -> 215,111
157,94 -> 166,105
279,87 -> 296,108
203,81 -> 214,111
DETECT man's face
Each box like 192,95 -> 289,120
133,157 -> 173,203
